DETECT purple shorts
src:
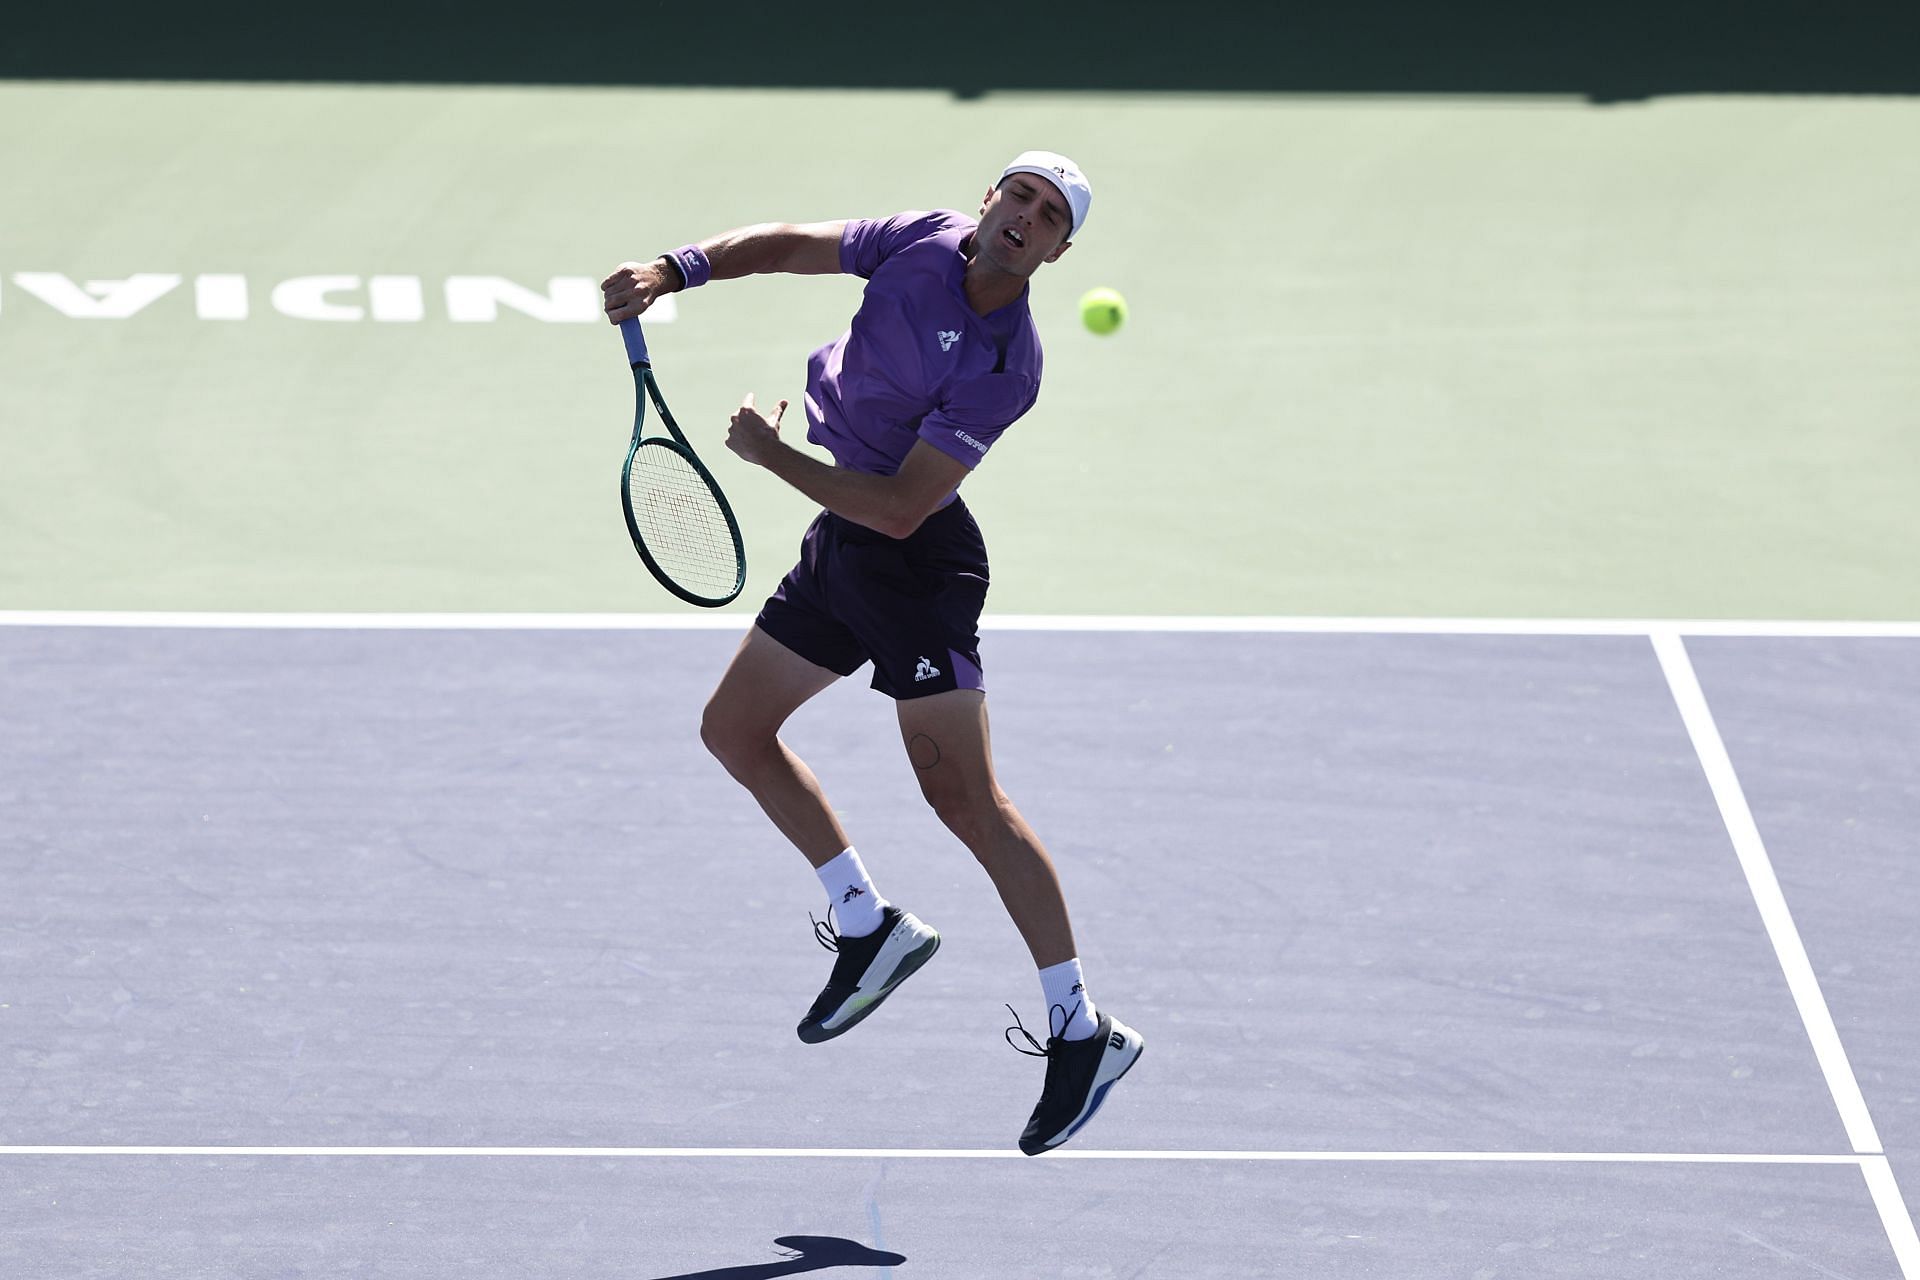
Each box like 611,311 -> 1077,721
755,499 -> 989,700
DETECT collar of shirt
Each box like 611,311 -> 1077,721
949,233 -> 1031,358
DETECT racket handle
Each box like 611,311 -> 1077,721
619,317 -> 650,368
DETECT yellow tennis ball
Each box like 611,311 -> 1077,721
1079,287 -> 1127,335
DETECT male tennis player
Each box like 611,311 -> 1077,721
602,152 -> 1142,1155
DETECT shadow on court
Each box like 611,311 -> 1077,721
646,1236 -> 906,1280
5,0 -> 1915,100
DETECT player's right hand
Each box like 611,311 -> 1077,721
601,259 -> 673,323
725,392 -> 788,467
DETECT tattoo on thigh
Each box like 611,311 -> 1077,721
908,733 -> 942,771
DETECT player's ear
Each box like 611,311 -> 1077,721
1044,238 -> 1073,264
980,185 -> 998,214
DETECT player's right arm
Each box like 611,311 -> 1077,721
602,221 -> 848,322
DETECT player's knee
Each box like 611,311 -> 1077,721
698,709 -> 724,761
699,701 -> 756,775
920,781 -> 999,849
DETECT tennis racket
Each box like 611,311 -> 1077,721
617,317 -> 746,607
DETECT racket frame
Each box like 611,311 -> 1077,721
618,320 -> 747,608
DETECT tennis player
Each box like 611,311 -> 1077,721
601,152 -> 1142,1155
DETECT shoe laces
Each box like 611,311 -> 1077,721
1004,1001 -> 1082,1058
809,906 -> 840,954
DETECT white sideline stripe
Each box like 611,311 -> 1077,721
0,1146 -> 1873,1164
1659,629 -> 1920,1278
1651,631 -> 1883,1156
0,611 -> 749,631
988,616 -> 1920,638
2,611 -> 1919,637
1863,1156 -> 1920,1279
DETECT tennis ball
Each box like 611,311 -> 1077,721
1079,287 -> 1127,336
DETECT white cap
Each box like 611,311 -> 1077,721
1000,150 -> 1091,239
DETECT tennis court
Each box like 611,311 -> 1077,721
5,10 -> 1919,1276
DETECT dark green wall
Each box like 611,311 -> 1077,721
5,0 -> 1915,100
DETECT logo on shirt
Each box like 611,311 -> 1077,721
953,429 -> 988,454
936,329 -> 961,353
913,656 -> 942,682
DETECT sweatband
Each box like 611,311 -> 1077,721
665,244 -> 712,289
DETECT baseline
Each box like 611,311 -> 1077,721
2,611 -> 1919,637
0,1145 -> 1877,1164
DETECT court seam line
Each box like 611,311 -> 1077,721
0,1146 -> 1876,1164
3,611 -> 1920,637
1651,630 -> 1920,1280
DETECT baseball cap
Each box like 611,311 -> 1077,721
1000,151 -> 1091,239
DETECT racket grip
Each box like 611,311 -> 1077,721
619,317 -> 650,367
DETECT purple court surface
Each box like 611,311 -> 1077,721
2,621 -> 1916,1277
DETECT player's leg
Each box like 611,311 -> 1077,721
705,624 -> 939,1043
894,689 -> 1143,1154
894,689 -> 1075,967
704,624 -> 941,1044
700,624 -> 850,868
830,498 -> 1069,952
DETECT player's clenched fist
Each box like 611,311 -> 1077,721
601,259 -> 675,323
726,393 -> 788,466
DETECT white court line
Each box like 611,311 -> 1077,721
0,1146 -> 1873,1163
1,611 -> 1919,637
1863,1157 -> 1920,1276
1653,631 -> 1920,1280
1650,631 -> 1883,1155
0,611 -> 749,631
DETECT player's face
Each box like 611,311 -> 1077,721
976,176 -> 1073,274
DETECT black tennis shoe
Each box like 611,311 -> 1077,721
1007,1003 -> 1145,1155
796,904 -> 941,1044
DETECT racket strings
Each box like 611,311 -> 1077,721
628,445 -> 739,596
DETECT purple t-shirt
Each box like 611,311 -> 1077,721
803,210 -> 1043,479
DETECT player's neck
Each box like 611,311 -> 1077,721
961,258 -> 1028,317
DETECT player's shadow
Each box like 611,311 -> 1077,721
646,1235 -> 905,1279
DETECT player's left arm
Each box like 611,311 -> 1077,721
725,396 -> 971,540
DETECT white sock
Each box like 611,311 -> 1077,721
1038,957 -> 1099,1041
815,847 -> 887,938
